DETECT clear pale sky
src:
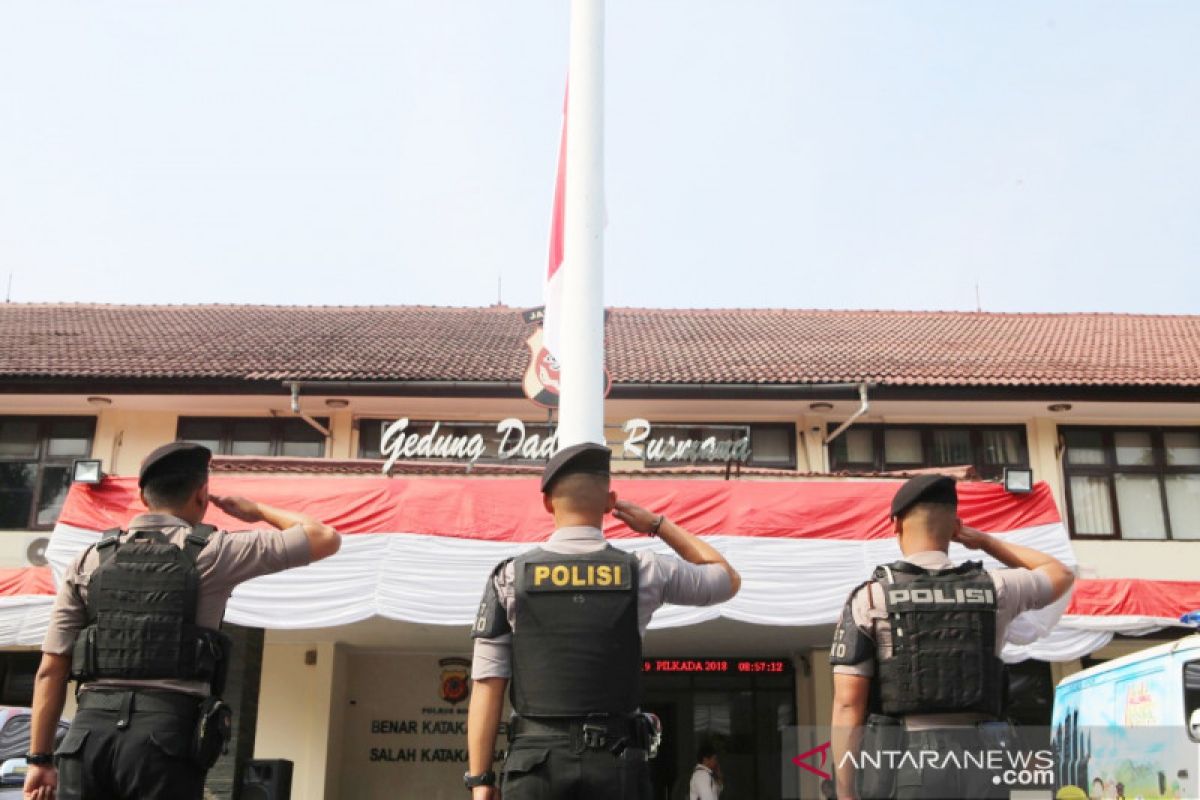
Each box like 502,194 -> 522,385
1,2 -> 1197,313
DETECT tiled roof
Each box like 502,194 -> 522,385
2,303 -> 1199,387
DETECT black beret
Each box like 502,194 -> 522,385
138,442 -> 212,488
890,474 -> 958,518
541,442 -> 611,493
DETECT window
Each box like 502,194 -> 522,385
1185,660 -> 1200,743
1062,428 -> 1200,540
828,424 -> 1028,480
0,417 -> 96,530
177,417 -> 327,458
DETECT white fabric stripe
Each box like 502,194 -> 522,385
0,596 -> 56,648
45,522 -> 1075,628
1058,614 -> 1188,634
1001,628 -> 1115,663
26,521 -> 1139,660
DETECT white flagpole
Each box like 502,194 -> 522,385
556,0 -> 606,448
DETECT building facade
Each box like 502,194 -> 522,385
2,304 -> 1199,799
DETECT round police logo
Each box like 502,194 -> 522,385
438,657 -> 471,705
522,326 -> 612,409
522,328 -> 561,408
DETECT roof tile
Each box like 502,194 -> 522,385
1,304 -> 1198,387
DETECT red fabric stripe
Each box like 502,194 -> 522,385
546,88 -> 568,282
58,476 -> 1060,543
0,566 -> 55,596
1067,578 -> 1200,619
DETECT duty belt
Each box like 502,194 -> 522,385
509,714 -> 642,752
78,689 -> 201,729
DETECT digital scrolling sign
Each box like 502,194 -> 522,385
641,658 -> 790,675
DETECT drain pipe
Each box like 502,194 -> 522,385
289,382 -> 333,438
822,383 -> 871,469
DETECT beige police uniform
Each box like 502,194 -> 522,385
832,549 -> 1054,729
471,525 -> 735,680
44,511 -> 312,696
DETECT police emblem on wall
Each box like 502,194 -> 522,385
520,308 -> 612,409
438,657 -> 472,706
522,327 -> 561,408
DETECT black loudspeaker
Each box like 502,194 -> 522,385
240,759 -> 294,800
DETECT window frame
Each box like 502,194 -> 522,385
826,423 -> 1029,480
0,416 -> 97,531
1061,426 -> 1200,541
176,416 -> 329,459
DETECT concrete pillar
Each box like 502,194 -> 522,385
799,416 -> 827,473
1027,418 -> 1064,510
328,411 -> 354,459
92,410 -> 180,477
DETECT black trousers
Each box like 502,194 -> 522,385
860,727 -> 1007,800
55,696 -> 206,800
502,736 -> 652,800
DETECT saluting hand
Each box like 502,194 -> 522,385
209,494 -> 264,523
612,499 -> 660,535
952,524 -> 990,551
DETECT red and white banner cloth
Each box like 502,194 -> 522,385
541,87 -> 569,361
3,476 -> 1193,661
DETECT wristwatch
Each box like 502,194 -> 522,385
649,514 -> 665,536
463,771 -> 496,789
25,752 -> 54,766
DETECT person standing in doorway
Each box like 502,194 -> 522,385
689,741 -> 724,800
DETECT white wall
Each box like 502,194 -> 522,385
1071,540 -> 1200,580
336,651 -> 497,800
255,642 -> 346,800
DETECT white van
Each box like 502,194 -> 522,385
1052,635 -> 1200,799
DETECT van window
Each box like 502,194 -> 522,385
1185,660 -> 1200,742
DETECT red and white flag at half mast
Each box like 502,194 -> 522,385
542,88 -> 568,362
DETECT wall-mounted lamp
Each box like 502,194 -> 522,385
1047,403 -> 1072,413
1003,467 -> 1034,494
808,402 -> 834,412
72,459 -> 105,484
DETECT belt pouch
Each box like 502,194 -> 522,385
192,696 -> 232,769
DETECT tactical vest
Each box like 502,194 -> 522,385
874,560 -> 1006,718
511,545 -> 641,717
70,527 -> 231,694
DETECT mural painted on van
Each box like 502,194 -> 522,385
1052,655 -> 1197,799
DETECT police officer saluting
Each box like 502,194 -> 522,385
465,443 -> 741,799
829,474 -> 1074,799
23,442 -> 341,800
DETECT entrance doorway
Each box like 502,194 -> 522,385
641,658 -> 796,800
